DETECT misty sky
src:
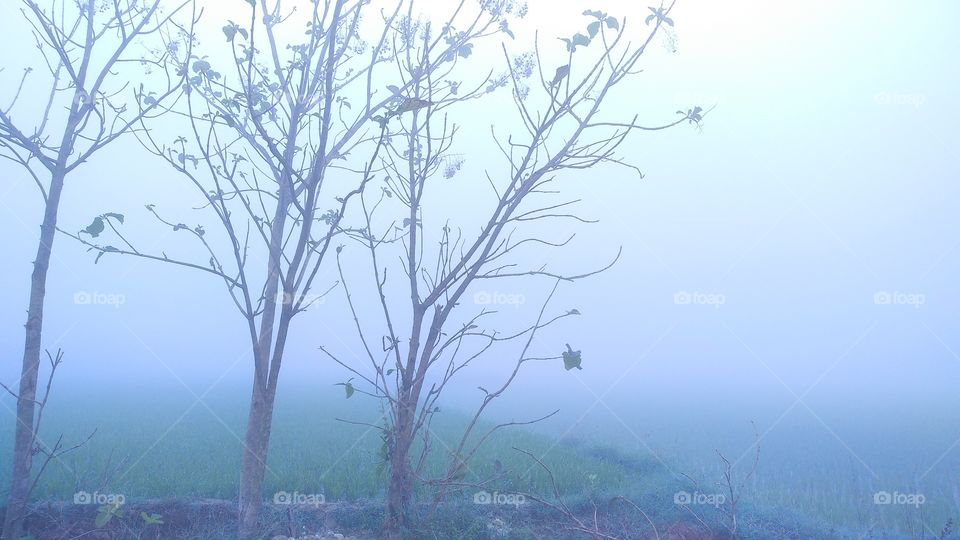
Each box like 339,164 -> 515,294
1,0 -> 958,443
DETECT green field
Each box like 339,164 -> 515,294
0,383 -> 955,538
0,386 -> 639,502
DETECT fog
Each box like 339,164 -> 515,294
1,0 -> 958,537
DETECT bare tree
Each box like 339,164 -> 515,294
715,423 -> 761,538
68,0 -> 523,536
323,2 -> 703,535
0,1 -> 187,537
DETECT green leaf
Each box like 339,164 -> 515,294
587,21 -> 601,38
82,217 -> 105,238
457,43 -> 474,59
223,25 -> 237,42
244,0 -> 255,6
562,33 -> 591,53
336,381 -> 355,399
141,512 -> 164,525
94,512 -> 110,528
645,7 -> 673,27
551,65 -> 570,87
177,153 -> 199,168
606,16 -> 620,30
103,212 -> 124,224
562,344 -> 583,371
395,98 -> 432,115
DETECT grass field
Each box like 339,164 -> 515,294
1,383 -> 956,538
0,386 -> 640,502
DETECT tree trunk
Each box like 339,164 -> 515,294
237,379 -> 276,539
2,174 -> 65,540
384,399 -> 415,538
237,197 -> 289,539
